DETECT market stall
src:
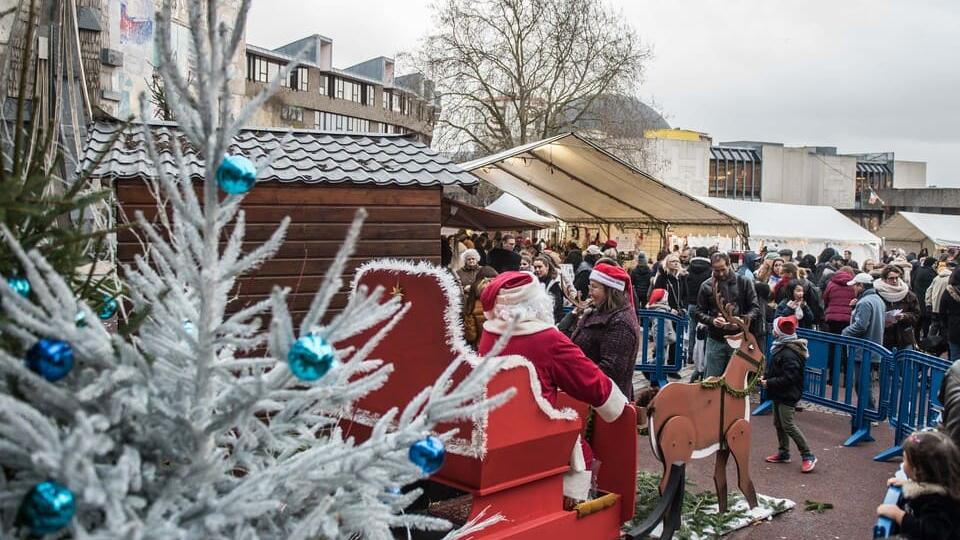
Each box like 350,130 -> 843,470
875,211 -> 960,254
697,196 -> 881,262
460,133 -> 746,256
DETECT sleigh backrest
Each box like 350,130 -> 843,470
338,260 -> 584,493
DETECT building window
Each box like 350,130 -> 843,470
287,66 -> 308,91
318,75 -> 328,96
382,90 -> 390,109
365,85 -> 374,106
709,147 -> 761,200
246,53 -> 286,84
333,77 -> 363,103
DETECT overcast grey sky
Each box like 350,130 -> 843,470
247,0 -> 960,186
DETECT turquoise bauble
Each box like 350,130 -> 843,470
287,334 -> 336,381
216,155 -> 257,195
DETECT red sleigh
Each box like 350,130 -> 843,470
340,261 -> 638,539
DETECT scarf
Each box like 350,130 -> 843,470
874,277 -> 909,303
772,334 -> 809,357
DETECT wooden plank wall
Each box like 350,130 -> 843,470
117,181 -> 442,324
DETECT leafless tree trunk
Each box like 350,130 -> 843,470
411,0 -> 652,156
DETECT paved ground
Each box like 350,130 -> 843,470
633,368 -> 900,539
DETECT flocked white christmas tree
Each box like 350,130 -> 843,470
0,1 -> 511,538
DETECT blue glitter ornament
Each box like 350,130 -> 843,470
17,480 -> 76,536
7,276 -> 30,298
25,339 -> 74,382
408,436 -> 445,475
287,334 -> 336,381
216,155 -> 257,195
98,294 -> 118,320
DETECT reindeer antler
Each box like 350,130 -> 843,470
712,277 -> 752,336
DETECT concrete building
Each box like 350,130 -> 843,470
244,35 -> 439,143
642,128 -> 712,198
1,1 -> 437,144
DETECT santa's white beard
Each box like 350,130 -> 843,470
492,285 -> 556,326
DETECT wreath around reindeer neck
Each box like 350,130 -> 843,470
698,354 -> 764,399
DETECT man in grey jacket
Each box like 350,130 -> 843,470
938,361 -> 960,449
842,272 -> 886,406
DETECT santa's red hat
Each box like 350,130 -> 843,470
773,315 -> 798,337
647,288 -> 668,307
589,263 -> 635,309
480,271 -> 540,318
602,239 -> 618,250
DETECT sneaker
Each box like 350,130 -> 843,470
801,455 -> 817,473
765,452 -> 791,463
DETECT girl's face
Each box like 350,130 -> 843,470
588,280 -> 607,305
533,260 -> 548,278
773,259 -> 783,275
520,259 -> 530,270
793,285 -> 804,301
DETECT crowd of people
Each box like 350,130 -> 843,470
444,231 -> 960,536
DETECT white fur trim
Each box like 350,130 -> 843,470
494,278 -> 539,307
482,318 -> 553,336
563,469 -> 592,500
348,259 -> 579,460
589,269 -> 626,291
595,381 -> 627,422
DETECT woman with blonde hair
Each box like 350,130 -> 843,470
649,252 -> 687,314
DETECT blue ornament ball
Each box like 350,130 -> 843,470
216,154 -> 257,195
25,339 -> 74,382
98,294 -> 118,320
287,334 -> 336,381
7,276 -> 30,298
409,435 -> 445,475
17,480 -> 76,536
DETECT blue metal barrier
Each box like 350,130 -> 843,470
635,309 -> 688,388
874,349 -> 951,461
873,464 -> 906,538
752,329 -> 895,446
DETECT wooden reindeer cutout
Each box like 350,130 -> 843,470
644,278 -> 764,513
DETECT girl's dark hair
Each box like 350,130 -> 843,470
950,267 -> 960,287
880,264 -> 904,280
534,254 -> 557,279
787,279 -> 804,296
903,430 -> 960,501
754,282 -> 771,301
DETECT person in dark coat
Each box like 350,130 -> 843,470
630,251 -> 653,308
533,254 -> 565,324
875,264 -> 921,350
563,240 -> 583,269
573,245 -> 602,301
939,268 -> 960,361
692,252 -> 762,377
684,247 -> 713,308
913,257 -> 938,340
649,252 -> 687,313
775,280 -> 815,329
569,263 -> 640,399
761,315 -> 816,472
487,234 -> 521,273
877,430 -> 960,540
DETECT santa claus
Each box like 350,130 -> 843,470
477,271 -> 628,500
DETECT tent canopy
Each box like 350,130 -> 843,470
484,193 -> 556,225
876,212 -> 960,249
697,196 -> 881,260
441,197 -> 549,231
460,133 -> 744,228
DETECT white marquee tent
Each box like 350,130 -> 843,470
876,212 -> 960,254
698,196 -> 881,262
484,193 -> 556,225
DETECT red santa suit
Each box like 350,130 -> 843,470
477,272 -> 628,499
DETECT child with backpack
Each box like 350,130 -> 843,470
877,430 -> 960,539
761,315 -> 817,473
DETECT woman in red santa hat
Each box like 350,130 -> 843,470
565,263 -> 641,401
477,271 -> 629,500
